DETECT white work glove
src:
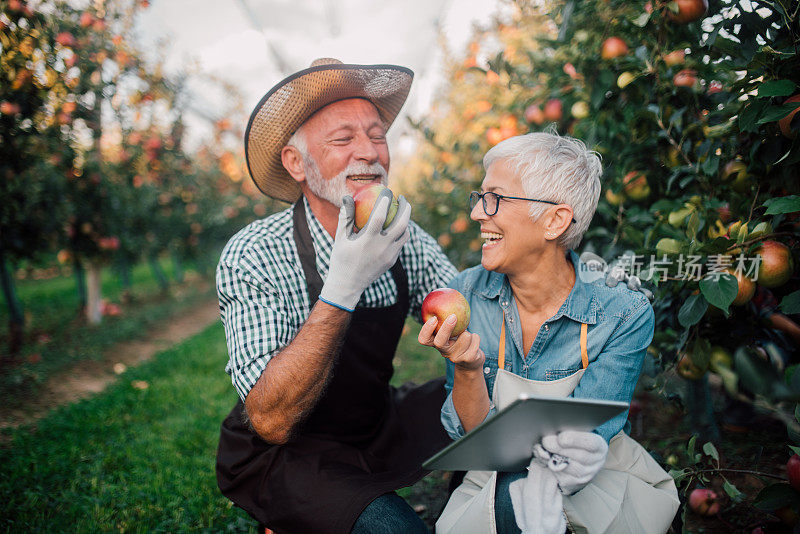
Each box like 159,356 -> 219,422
509,460 -> 566,534
318,190 -> 411,312
605,267 -> 654,301
538,430 -> 609,496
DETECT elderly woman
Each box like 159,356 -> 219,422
420,133 -> 678,534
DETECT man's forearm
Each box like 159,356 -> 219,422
244,301 -> 351,444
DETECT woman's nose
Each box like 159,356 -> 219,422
470,200 -> 487,222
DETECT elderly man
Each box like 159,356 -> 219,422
215,59 -> 458,534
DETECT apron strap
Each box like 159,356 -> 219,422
580,322 -> 588,369
497,310 -> 588,371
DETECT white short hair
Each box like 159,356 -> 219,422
483,132 -> 602,250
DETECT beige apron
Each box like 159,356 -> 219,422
436,315 -> 679,534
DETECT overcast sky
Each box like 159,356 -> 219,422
133,0 -> 504,155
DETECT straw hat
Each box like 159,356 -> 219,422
244,58 -> 413,202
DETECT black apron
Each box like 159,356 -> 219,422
216,202 -> 452,534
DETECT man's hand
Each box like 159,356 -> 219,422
319,189 -> 411,311
418,314 -> 485,372
538,430 -> 608,495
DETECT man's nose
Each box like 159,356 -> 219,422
353,133 -> 379,163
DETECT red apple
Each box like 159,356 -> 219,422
663,49 -> 685,66
422,288 -> 471,337
787,454 -> 800,491
756,241 -> 794,288
667,0 -> 708,24
623,171 -> 650,201
544,99 -> 563,121
727,269 -> 755,306
778,94 -> 800,139
688,488 -> 720,516
55,32 -> 77,47
486,127 -> 504,146
524,104 -> 545,125
80,12 -> 93,27
673,69 -> 698,87
601,37 -> 629,59
352,184 -> 399,231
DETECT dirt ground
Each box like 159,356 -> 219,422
0,297 -> 220,432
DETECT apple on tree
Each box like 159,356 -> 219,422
352,184 -> 399,232
688,488 -> 720,516
787,454 -> 800,491
667,0 -> 709,24
422,288 -> 471,337
755,241 -> 794,288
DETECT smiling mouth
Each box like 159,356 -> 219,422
347,174 -> 380,182
481,231 -> 503,244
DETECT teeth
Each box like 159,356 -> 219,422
481,232 -> 503,240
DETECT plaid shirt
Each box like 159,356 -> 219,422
217,198 -> 459,401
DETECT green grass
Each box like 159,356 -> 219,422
0,317 -> 451,532
0,259 -> 217,407
0,324 -> 258,533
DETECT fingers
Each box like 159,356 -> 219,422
384,195 -> 411,237
335,197 -> 355,239
363,189 -> 393,233
433,314 -> 458,346
556,430 -> 607,452
418,316 -> 438,346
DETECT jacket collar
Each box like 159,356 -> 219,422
480,250 -> 599,325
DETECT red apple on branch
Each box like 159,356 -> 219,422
601,37 -> 628,59
787,454 -> 800,491
673,69 -> 698,88
756,241 -> 794,288
688,488 -> 720,516
667,0 -> 709,24
352,184 -> 399,231
422,288 -> 471,337
544,99 -> 563,121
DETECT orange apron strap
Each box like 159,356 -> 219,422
580,323 -> 588,369
498,311 -> 506,370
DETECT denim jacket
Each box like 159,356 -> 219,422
441,250 -> 655,443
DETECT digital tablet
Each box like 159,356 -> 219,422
423,394 -> 628,472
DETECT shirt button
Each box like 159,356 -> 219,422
484,367 -> 491,374
502,301 -> 508,307
508,317 -> 514,323
544,324 -> 549,331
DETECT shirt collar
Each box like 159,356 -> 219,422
480,250 -> 598,325
303,197 -> 334,251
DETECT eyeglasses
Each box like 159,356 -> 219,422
469,191 -> 577,223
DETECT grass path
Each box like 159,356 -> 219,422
0,324 -> 258,533
0,296 -> 220,432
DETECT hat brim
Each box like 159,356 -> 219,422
245,63 -> 413,203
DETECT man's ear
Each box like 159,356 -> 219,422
281,145 -> 305,183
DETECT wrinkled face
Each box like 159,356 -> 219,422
301,98 -> 390,206
470,159 -> 546,275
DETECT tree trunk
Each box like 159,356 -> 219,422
86,259 -> 103,325
0,248 -> 24,357
149,254 -> 169,293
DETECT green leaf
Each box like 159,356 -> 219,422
739,100 -> 769,133
699,273 -> 738,312
703,442 -> 719,462
757,80 -> 798,97
789,445 -> 800,456
686,211 -> 700,240
678,294 -> 708,327
723,479 -> 744,502
764,195 -> 800,215
687,434 -> 697,462
756,102 -> 800,125
781,291 -> 800,314
753,483 -> 800,511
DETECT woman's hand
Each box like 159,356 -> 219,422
418,314 -> 485,372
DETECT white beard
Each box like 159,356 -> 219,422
304,156 -> 388,207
